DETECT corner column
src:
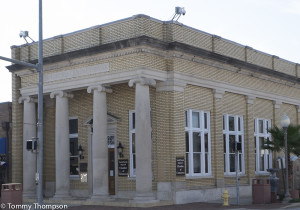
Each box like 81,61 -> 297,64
129,77 -> 157,202
87,85 -> 112,200
19,96 -> 37,198
50,90 -> 73,199
246,96 -> 256,182
213,89 -> 225,187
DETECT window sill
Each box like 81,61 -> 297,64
70,175 -> 80,180
186,175 -> 214,179
255,172 -> 270,176
224,174 -> 246,178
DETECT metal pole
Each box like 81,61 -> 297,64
283,127 -> 291,202
37,0 -> 44,205
236,149 -> 239,205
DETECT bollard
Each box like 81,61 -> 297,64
222,189 -> 230,206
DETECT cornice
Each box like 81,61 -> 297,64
7,36 -> 300,86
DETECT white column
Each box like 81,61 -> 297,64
50,91 -> 73,198
129,77 -> 157,202
87,85 -> 112,200
19,96 -> 37,198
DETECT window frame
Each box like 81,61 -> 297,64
185,109 -> 212,177
223,114 -> 245,175
254,118 -> 272,174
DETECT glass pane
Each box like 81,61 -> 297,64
133,154 -> 136,169
69,119 -> 78,134
193,153 -> 201,173
229,135 -> 235,153
259,154 -> 264,171
224,154 -> 226,172
223,134 -> 226,153
238,117 -> 241,131
185,132 -> 189,152
223,115 -> 225,130
230,154 -> 235,172
259,137 -> 264,154
239,153 -> 242,172
205,153 -> 208,173
132,113 -> 135,129
229,116 -> 235,131
107,136 -> 115,146
259,120 -> 263,133
193,132 -> 201,152
70,156 -> 79,175
186,153 -> 189,174
132,133 -> 135,153
204,112 -> 208,129
185,111 -> 188,127
70,138 -> 78,156
205,133 -> 208,152
192,112 -> 200,128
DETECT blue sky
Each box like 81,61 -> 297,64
0,0 -> 299,102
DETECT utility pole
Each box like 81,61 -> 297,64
0,0 -> 44,206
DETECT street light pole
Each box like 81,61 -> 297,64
281,113 -> 291,203
37,0 -> 44,206
0,0 -> 44,206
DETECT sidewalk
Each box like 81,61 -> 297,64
66,197 -> 300,210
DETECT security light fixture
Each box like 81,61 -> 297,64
19,31 -> 35,43
117,142 -> 124,158
78,145 -> 84,160
171,7 -> 186,21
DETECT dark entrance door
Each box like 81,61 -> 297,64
108,148 -> 115,195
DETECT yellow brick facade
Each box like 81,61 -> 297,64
8,14 -> 300,203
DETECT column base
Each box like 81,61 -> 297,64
52,192 -> 71,200
23,191 -> 36,199
89,194 -> 114,202
130,192 -> 159,204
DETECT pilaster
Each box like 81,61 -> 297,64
212,89 -> 225,187
245,96 -> 256,180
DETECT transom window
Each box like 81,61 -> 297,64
223,114 -> 244,175
185,109 -> 211,176
69,117 -> 79,176
254,118 -> 272,173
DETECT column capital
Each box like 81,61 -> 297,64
18,96 -> 37,104
246,96 -> 256,104
50,90 -> 74,99
128,77 -> 156,88
273,100 -> 282,109
87,85 -> 112,94
213,89 -> 225,99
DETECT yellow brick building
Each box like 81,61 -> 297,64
7,14 -> 300,204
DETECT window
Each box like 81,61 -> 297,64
223,114 -> 244,175
185,110 -> 211,176
254,118 -> 272,173
69,117 -> 79,176
129,111 -> 136,177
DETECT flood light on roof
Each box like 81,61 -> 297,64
171,7 -> 186,21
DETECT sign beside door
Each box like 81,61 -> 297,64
118,159 -> 128,176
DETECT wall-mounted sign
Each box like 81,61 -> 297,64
118,159 -> 128,176
176,157 -> 185,175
